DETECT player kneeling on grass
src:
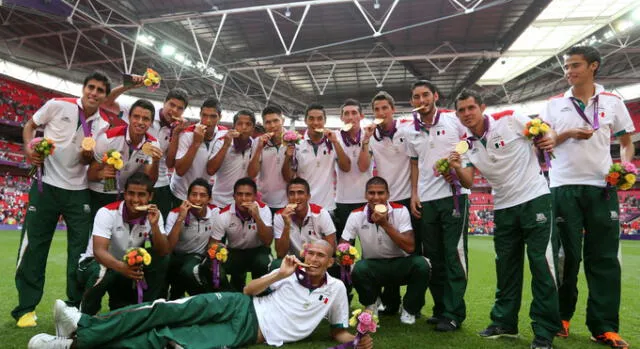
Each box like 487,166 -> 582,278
165,178 -> 225,299
76,172 -> 170,315
342,176 -> 430,325
29,240 -> 373,349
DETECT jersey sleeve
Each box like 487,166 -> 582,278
512,110 -> 533,135
208,138 -> 226,160
259,204 -> 273,227
210,212 -> 226,240
340,212 -> 358,241
176,132 -> 194,160
319,209 -> 336,236
273,213 -> 284,239
157,214 -> 168,236
92,207 -> 114,239
396,206 -> 413,233
165,211 -> 179,233
31,99 -> 57,126
405,133 -> 418,159
93,132 -> 109,162
538,100 -> 554,127
327,282 -> 349,328
612,99 -> 635,136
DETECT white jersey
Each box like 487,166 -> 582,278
293,131 -> 338,210
254,270 -> 349,347
405,110 -> 471,201
169,124 -> 221,201
335,129 -> 372,204
368,119 -> 413,201
462,111 -> 549,210
89,125 -> 159,194
165,205 -> 218,254
273,203 -> 336,257
80,200 -> 167,261
539,84 -> 635,188
210,132 -> 257,207
211,201 -> 272,249
31,98 -> 110,190
342,202 -> 413,259
256,141 -> 288,209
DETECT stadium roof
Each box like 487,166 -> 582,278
0,0 -> 639,120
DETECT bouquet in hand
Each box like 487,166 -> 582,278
606,162 -> 638,191
336,243 -> 359,285
283,130 -> 302,145
28,137 -> 55,192
328,308 -> 378,349
122,247 -> 152,303
207,242 -> 228,288
143,68 -> 161,91
523,118 -> 555,167
102,149 -> 124,192
433,158 -> 462,217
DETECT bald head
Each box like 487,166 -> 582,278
308,239 -> 334,256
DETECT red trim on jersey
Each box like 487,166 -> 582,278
104,201 -> 122,211
352,205 -> 366,213
106,125 -> 127,138
491,110 -> 515,121
218,125 -> 228,130
440,108 -> 455,113
185,124 -> 197,133
54,97 -> 79,104
548,93 -> 564,100
399,119 -> 412,124
170,207 -> 181,213
145,132 -> 157,142
256,200 -> 267,208
219,205 -> 232,214
275,208 -> 285,215
208,204 -> 218,210
600,91 -> 621,100
310,203 -> 323,214
390,202 -> 405,209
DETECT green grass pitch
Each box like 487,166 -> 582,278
0,231 -> 638,349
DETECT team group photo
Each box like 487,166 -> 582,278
0,1 -> 639,349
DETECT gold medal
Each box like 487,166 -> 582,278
141,142 -> 156,156
81,137 -> 96,151
455,141 -> 469,154
374,204 -> 387,214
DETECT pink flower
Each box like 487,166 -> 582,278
623,162 -> 638,175
356,312 -> 377,333
337,242 -> 350,253
283,130 -> 301,142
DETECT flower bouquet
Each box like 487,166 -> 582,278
207,242 -> 228,288
433,158 -> 462,217
283,130 -> 302,145
328,308 -> 378,349
336,243 -> 359,285
102,149 -> 124,192
606,162 -> 637,191
523,118 -> 555,168
28,137 -> 55,192
122,247 -> 152,303
143,68 -> 161,91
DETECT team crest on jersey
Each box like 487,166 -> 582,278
61,116 -> 71,123
436,130 -> 446,136
318,294 -> 330,304
535,213 -> 547,223
135,158 -> 145,164
494,140 -> 505,149
360,224 -> 369,230
610,211 -> 619,221
560,106 -> 572,113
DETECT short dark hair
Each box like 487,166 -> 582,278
83,71 -> 111,95
287,177 -> 310,195
187,178 -> 212,198
564,45 -> 602,76
371,91 -> 395,109
234,177 -> 257,194
411,80 -> 438,95
201,97 -> 221,115
165,88 -> 189,108
129,99 -> 156,121
233,110 -> 256,126
366,176 -> 389,193
262,105 -> 283,117
125,172 -> 154,194
304,103 -> 326,120
340,99 -> 362,115
455,89 -> 484,109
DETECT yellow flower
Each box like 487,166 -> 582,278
348,246 -> 357,255
349,317 -> 358,327
529,126 -> 540,136
112,151 -> 122,160
531,118 -> 542,126
142,253 -> 152,265
143,79 -> 152,86
539,123 -> 550,133
106,157 -> 116,165
352,309 -> 362,316
114,159 -> 124,170
216,252 -> 224,261
620,182 -> 632,190
624,174 -> 636,184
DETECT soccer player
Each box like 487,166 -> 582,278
170,97 -> 223,206
282,104 -> 351,213
13,71 -> 112,327
406,80 -> 470,331
210,177 -> 273,291
77,173 -> 170,315
539,45 -> 634,348
165,178 -> 220,298
28,241 -> 373,349
104,82 -> 190,219
334,99 -> 373,240
248,106 -> 288,214
207,110 -> 257,207
87,99 -> 163,218
450,90 -> 560,349
342,176 -> 430,325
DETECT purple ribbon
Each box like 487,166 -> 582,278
466,116 -> 490,149
115,170 -> 121,199
212,259 -> 220,288
122,206 -> 146,226
413,109 -> 440,132
232,137 -> 253,154
307,134 -> 333,154
184,207 -> 206,226
77,107 -> 93,137
373,120 -> 397,142
328,332 -> 363,349
37,166 -> 43,192
136,279 -> 148,304
535,134 -> 552,169
570,96 -> 599,131
340,265 -> 352,285
340,129 -> 361,147
294,267 -> 314,289
449,169 -> 462,217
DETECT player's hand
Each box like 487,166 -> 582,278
26,148 -> 44,166
285,143 -> 296,158
326,130 -> 339,144
147,144 -> 163,161
223,130 -> 239,147
147,204 -> 160,226
178,200 -> 192,220
448,151 -> 462,170
371,210 -> 388,225
410,195 -> 422,219
363,124 -> 375,141
173,119 -> 189,135
281,205 -> 295,224
80,149 -> 93,164
119,263 -> 144,280
102,164 -> 116,179
569,128 -> 594,140
128,74 -> 145,89
534,135 -> 555,152
242,201 -> 260,219
257,133 -> 272,150
278,255 -> 301,277
356,334 -> 373,349
193,124 -> 206,145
